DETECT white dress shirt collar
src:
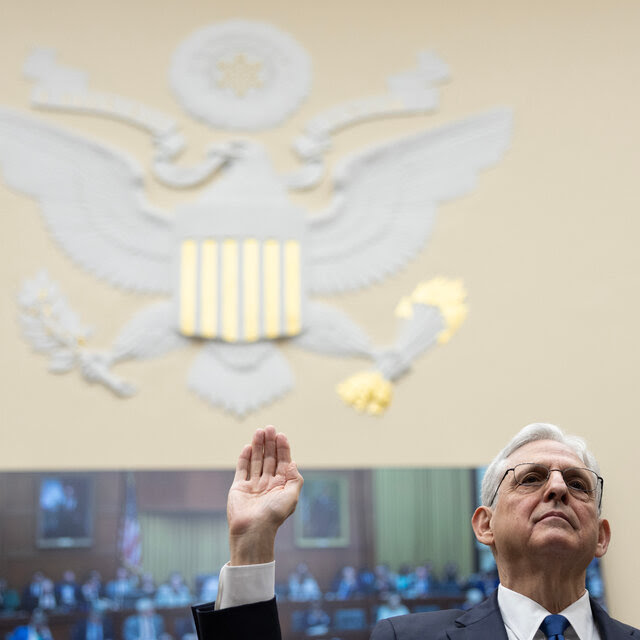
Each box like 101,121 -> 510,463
497,584 -> 600,640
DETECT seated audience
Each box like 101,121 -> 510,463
0,578 -> 20,613
333,566 -> 362,600
586,557 -> 605,603
9,609 -> 52,640
137,573 -> 156,600
154,572 -> 191,608
123,599 -> 166,640
81,571 -> 104,606
435,562 -> 462,595
461,587 -> 484,611
71,603 -> 114,640
56,570 -> 84,611
303,601 -> 330,636
376,593 -> 410,622
37,579 -> 56,611
287,564 -> 321,602
173,615 -> 197,640
394,565 -> 414,595
356,567 -> 376,595
372,564 -> 395,596
197,576 -> 219,605
22,571 -> 46,612
106,568 -> 136,609
407,564 -> 432,598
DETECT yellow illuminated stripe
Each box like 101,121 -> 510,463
199,240 -> 218,338
243,239 -> 260,341
222,240 -> 239,342
263,240 -> 281,338
180,240 -> 198,336
284,241 -> 301,335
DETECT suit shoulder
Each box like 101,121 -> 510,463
610,617 -> 640,636
371,610 -> 463,639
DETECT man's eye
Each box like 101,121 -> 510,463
520,472 -> 544,484
565,475 -> 589,492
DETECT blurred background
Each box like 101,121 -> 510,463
0,467 -> 608,640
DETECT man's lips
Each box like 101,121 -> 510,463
536,511 -> 574,527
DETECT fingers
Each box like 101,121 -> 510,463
262,425 -> 277,476
233,444 -> 252,483
275,432 -> 293,477
243,427 -> 293,481
250,428 -> 265,478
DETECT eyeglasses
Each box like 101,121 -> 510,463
490,463 -> 604,508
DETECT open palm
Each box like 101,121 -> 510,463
227,426 -> 303,563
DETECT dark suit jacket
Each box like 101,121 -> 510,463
192,591 -> 638,640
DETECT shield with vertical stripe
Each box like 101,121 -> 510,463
173,201 -> 305,343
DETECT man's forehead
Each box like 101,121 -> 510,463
506,439 -> 584,466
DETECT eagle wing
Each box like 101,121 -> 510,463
0,106 -> 173,293
306,108 -> 512,294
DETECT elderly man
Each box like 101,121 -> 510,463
191,424 -> 638,639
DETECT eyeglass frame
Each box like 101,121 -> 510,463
489,462 -> 604,509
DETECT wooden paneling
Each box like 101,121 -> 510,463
275,470 -> 374,591
136,471 -> 232,512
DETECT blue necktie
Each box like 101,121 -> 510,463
540,614 -> 570,640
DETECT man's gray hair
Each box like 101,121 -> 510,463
480,423 -> 602,510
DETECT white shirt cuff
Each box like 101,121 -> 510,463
216,561 -> 275,610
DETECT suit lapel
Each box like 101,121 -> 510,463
591,598 -> 637,639
443,591 -> 509,640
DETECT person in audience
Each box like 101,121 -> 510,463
436,562 -> 461,595
0,578 -> 20,613
407,564 -> 431,598
190,423 -> 639,639
376,593 -> 410,622
461,587 -> 485,611
463,567 -> 499,598
105,568 -> 136,608
56,570 -> 84,610
71,603 -> 115,640
123,599 -> 166,640
372,564 -> 395,596
154,572 -> 191,608
37,579 -> 56,611
303,601 -> 331,636
356,567 -> 376,595
22,571 -> 46,611
333,566 -> 361,600
394,565 -> 414,595
287,564 -> 321,602
81,571 -> 104,607
586,558 -> 605,604
9,609 -> 52,640
137,573 -> 156,600
173,615 -> 197,640
197,576 -> 219,605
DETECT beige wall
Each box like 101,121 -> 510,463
1,0 -> 638,624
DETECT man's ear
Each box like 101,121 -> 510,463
595,518 -> 611,558
471,506 -> 494,547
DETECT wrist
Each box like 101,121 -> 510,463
229,531 -> 277,566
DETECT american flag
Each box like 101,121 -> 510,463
119,472 -> 142,570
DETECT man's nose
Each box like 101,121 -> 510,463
543,469 -> 569,502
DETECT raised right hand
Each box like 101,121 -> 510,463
227,425 -> 303,565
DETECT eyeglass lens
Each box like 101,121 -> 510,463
513,463 -> 598,494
